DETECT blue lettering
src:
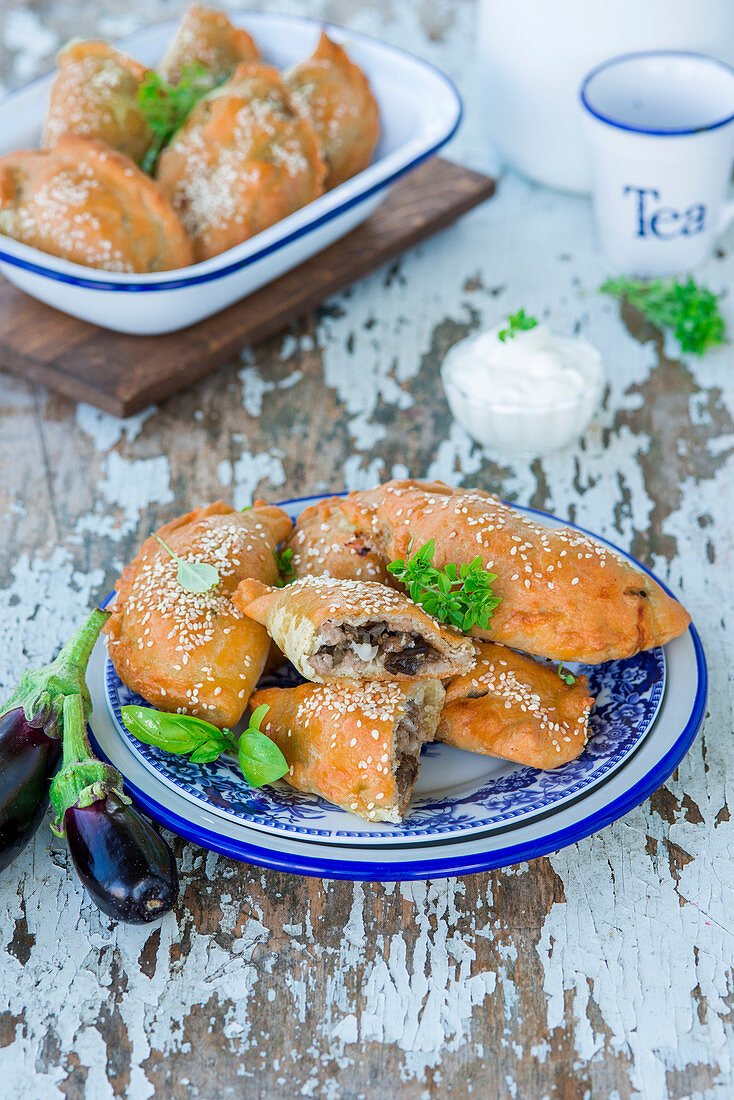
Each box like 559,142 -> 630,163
624,186 -> 660,237
650,207 -> 680,239
681,204 -> 705,236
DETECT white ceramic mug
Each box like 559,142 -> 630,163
580,51 -> 734,276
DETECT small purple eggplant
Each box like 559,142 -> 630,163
0,708 -> 61,873
0,609 -> 109,872
51,695 -> 178,924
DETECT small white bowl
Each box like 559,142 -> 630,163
0,12 -> 461,335
440,330 -> 605,456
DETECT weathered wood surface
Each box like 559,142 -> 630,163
0,2 -> 731,1098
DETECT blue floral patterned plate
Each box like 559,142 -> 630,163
100,495 -> 667,847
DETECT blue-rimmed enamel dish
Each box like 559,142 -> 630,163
86,494 -> 706,878
0,12 -> 461,334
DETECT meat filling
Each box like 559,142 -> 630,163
393,700 -> 425,802
311,620 -> 439,677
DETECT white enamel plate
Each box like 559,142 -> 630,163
87,495 -> 706,879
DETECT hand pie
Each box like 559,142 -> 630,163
233,576 -> 475,682
287,497 -> 391,583
0,136 -> 194,273
339,480 -> 691,664
105,501 -> 293,728
156,62 -> 326,261
285,32 -> 380,189
250,679 -> 445,822
158,4 -> 260,87
43,40 -> 152,164
438,642 -> 594,769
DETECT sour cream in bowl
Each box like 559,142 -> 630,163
440,318 -> 605,455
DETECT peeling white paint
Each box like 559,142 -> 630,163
76,404 -> 156,452
0,0 -> 732,1096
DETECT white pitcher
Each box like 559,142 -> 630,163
477,0 -> 734,193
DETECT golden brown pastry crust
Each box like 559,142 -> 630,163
338,480 -> 691,663
287,496 -> 391,583
158,4 -> 260,86
233,576 -> 476,682
43,40 -> 152,163
105,500 -> 293,728
156,62 -> 326,261
286,32 -> 380,189
250,679 -> 445,822
438,642 -> 593,768
0,135 -> 194,273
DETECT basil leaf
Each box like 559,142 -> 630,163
176,559 -> 219,594
248,703 -> 270,732
188,740 -> 225,764
121,705 -> 202,753
238,731 -> 288,787
152,532 -> 220,594
121,705 -> 229,756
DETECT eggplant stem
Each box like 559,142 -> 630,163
61,694 -> 91,769
49,693 -> 124,835
56,608 -> 110,682
0,607 -> 111,729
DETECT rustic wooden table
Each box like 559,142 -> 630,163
0,3 -> 731,1098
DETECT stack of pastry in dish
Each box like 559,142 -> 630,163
0,5 -> 380,272
105,481 -> 691,824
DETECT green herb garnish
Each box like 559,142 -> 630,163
498,309 -> 539,342
387,539 -> 502,633
276,547 -> 295,587
138,62 -> 213,174
557,661 -> 576,686
600,276 -> 726,357
153,533 -> 219,594
121,703 -> 288,786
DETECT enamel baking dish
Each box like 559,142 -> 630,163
0,12 -> 462,335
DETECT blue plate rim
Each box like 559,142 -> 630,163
104,645 -> 667,842
91,494 -> 707,878
88,621 -> 706,880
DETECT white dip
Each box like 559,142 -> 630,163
440,322 -> 604,455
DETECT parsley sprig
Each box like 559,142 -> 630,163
138,62 -> 213,174
600,276 -> 726,357
275,547 -> 295,587
498,309 -> 539,343
387,539 -> 502,633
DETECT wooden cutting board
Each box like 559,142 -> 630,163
0,157 -> 495,417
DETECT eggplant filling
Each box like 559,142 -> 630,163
311,620 -> 440,677
393,701 -> 425,801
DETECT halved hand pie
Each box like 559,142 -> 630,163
250,679 -> 445,822
233,576 -> 475,682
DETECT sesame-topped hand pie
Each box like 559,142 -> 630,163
250,679 -> 445,823
285,32 -> 380,190
0,136 -> 194,274
158,4 -> 260,88
232,576 -> 475,682
156,62 -> 326,261
43,40 -> 152,163
287,497 -> 391,584
438,642 -> 594,769
339,480 -> 691,664
105,501 -> 292,728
